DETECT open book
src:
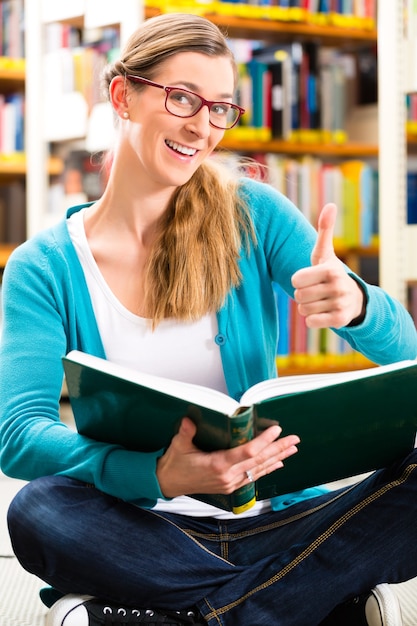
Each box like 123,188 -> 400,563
63,351 -> 417,514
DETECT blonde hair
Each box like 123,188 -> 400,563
103,13 -> 255,325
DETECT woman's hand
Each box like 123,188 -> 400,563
291,203 -> 365,329
156,417 -> 300,498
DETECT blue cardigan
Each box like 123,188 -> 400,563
1,178 -> 416,510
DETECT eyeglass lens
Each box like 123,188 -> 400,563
166,88 -> 240,128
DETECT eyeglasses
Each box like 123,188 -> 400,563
126,75 -> 245,130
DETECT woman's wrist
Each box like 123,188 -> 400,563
346,276 -> 368,327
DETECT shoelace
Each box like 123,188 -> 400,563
163,609 -> 203,624
101,607 -> 166,624
101,606 -> 201,624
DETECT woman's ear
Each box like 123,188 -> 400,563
109,76 -> 130,120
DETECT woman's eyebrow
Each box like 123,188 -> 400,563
171,80 -> 234,100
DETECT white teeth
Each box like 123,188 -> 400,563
165,140 -> 197,156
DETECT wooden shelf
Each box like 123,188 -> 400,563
145,5 -> 377,45
335,244 -> 379,257
68,5 -> 377,46
47,156 -> 64,176
278,354 -> 376,377
204,14 -> 376,45
0,244 -> 18,267
0,58 -> 25,92
407,133 -> 417,153
0,154 -> 63,178
219,138 -> 378,157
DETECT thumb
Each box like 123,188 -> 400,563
311,203 -> 338,266
177,417 -> 197,444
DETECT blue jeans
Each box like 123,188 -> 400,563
7,449 -> 417,626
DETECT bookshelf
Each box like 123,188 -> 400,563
220,137 -> 378,158
377,0 -> 407,305
0,26 -> 64,267
404,0 -> 417,309
23,0 -> 389,375
144,5 -> 377,45
0,55 -> 24,265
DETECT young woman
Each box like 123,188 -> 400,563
1,12 -> 417,626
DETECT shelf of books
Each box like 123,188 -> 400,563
0,50 -> 25,265
220,137 -> 378,157
145,3 -> 377,42
0,2 -> 25,265
0,54 -> 64,267
273,280 -> 376,377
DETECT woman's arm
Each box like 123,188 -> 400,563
248,179 -> 417,365
0,239 -> 165,506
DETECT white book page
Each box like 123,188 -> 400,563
240,359 -> 417,406
65,350 -> 240,415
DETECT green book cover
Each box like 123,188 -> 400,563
63,351 -> 417,514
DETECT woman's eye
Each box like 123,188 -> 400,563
212,103 -> 229,116
171,91 -> 193,106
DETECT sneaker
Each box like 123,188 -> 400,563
365,579 -> 417,626
45,594 -> 205,626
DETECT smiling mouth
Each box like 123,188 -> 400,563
165,139 -> 197,156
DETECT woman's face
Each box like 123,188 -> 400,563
121,51 -> 235,190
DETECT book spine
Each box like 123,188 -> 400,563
407,171 -> 417,225
229,407 -> 257,514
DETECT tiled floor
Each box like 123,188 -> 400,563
0,472 -> 48,625
0,402 -> 74,625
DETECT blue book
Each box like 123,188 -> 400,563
4,92 -> 24,152
318,0 -> 331,13
359,163 -> 374,246
407,171 -> 417,224
247,57 -> 269,129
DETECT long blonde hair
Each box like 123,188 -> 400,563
103,13 -> 255,325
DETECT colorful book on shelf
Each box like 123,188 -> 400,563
407,171 -> 417,225
247,56 -> 271,130
339,160 -> 375,247
63,351 -> 417,515
252,44 -> 293,140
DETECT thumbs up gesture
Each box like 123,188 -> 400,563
291,203 -> 365,329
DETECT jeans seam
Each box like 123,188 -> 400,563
148,510 -> 234,566
219,523 -> 229,562
203,463 -> 417,622
183,483 -> 358,543
202,598 -> 223,625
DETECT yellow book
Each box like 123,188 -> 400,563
339,160 -> 365,247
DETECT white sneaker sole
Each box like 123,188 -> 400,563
365,584 -> 403,626
45,594 -> 94,626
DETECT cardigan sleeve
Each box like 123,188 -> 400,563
0,234 -> 167,506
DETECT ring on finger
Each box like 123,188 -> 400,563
245,469 -> 254,483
